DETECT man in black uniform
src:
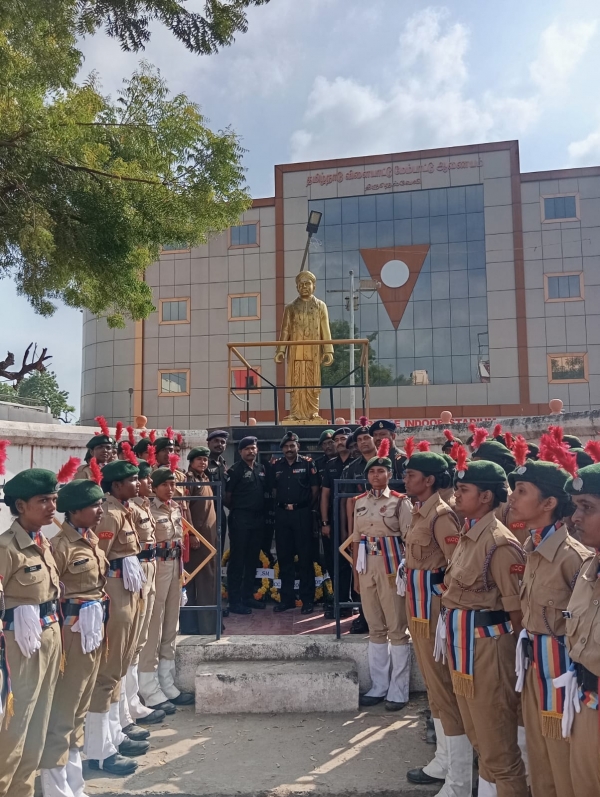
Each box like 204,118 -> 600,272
272,431 -> 319,614
206,429 -> 229,546
320,427 -> 353,618
225,436 -> 268,615
315,429 -> 336,482
369,419 -> 405,487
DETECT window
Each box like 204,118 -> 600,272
547,354 -> 588,383
229,222 -> 259,248
158,370 -> 190,396
544,273 -> 583,302
228,293 -> 260,320
161,242 -> 190,252
541,194 -> 579,222
159,298 -> 190,323
231,366 -> 261,393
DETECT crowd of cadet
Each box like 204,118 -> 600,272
0,414 -> 599,797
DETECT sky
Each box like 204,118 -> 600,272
3,0 -> 600,420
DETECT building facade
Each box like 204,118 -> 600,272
80,140 -> 600,429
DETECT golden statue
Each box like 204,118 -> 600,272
275,271 -> 334,424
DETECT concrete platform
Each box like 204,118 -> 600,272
195,659 -> 359,714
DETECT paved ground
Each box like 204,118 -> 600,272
223,604 -> 356,636
69,696 -> 439,797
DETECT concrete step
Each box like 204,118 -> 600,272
195,658 -> 358,714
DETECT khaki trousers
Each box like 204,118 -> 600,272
134,560 -> 156,660
522,664 -> 575,797
139,558 -> 180,672
454,634 -> 527,797
0,623 -> 61,797
409,594 -> 464,736
570,702 -> 600,794
89,577 -> 139,712
40,626 -> 103,768
359,556 -> 409,646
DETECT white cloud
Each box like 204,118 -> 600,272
568,127 -> 600,164
530,20 -> 597,95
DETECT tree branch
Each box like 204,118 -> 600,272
50,156 -> 161,185
0,345 -> 52,386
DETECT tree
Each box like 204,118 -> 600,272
322,320 -> 399,388
0,370 -> 75,420
0,1 -> 263,326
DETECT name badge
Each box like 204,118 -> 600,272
73,558 -> 90,566
156,518 -> 169,524
24,564 -> 42,573
356,506 -> 368,516
98,531 -> 113,540
243,471 -> 253,479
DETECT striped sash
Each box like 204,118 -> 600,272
530,633 -> 571,739
360,535 -> 403,576
406,568 -> 445,638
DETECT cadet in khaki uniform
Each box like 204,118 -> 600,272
508,456 -> 589,797
85,460 -> 147,775
138,467 -> 194,712
39,480 -> 109,797
74,417 -> 115,480
351,440 -> 413,710
402,452 -> 472,797
563,463 -> 600,794
154,433 -> 189,499
443,458 -> 527,797
0,469 -> 61,797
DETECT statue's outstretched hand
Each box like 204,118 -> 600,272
274,352 -> 285,363
321,353 -> 334,366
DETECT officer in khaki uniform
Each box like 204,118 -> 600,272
508,457 -> 589,797
563,463 -> 600,794
39,479 -> 109,796
351,440 -> 413,710
402,452 -> 472,797
138,467 -> 194,712
154,433 -> 189,501
74,419 -> 115,480
442,458 -> 527,797
85,460 -> 148,774
0,468 -> 62,797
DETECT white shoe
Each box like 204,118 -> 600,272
436,734 -> 473,797
139,669 -> 170,706
40,765 -> 75,797
126,664 -> 153,719
423,718 -> 448,780
66,749 -> 90,797
158,658 -> 181,700
386,644 -> 410,704
364,642 -> 390,698
83,711 -> 117,763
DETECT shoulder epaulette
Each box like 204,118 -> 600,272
390,490 -> 405,498
355,491 -> 368,500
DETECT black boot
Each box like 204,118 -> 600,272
146,700 -> 176,715
122,723 -> 150,741
137,709 -> 166,725
119,738 -> 149,757
88,753 -> 138,775
229,603 -> 252,615
406,767 -> 445,785
169,692 -> 195,706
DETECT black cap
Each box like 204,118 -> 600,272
208,429 -> 229,442
369,419 -> 397,434
280,431 -> 299,448
238,436 -> 258,451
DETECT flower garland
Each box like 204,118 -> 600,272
253,551 -> 271,602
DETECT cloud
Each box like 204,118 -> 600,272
568,127 -> 600,164
291,7 -> 598,163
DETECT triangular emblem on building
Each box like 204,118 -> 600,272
359,245 -> 430,329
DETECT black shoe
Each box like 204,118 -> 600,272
359,694 -> 385,706
229,603 -> 252,615
169,691 -> 194,706
88,753 -> 138,775
385,700 -> 407,712
406,767 -> 445,785
301,603 -> 314,615
273,602 -> 295,613
122,723 -> 150,741
426,726 -> 437,745
339,608 -> 353,618
324,606 -> 334,619
118,738 -> 150,757
136,709 -> 166,725
244,598 -> 266,609
222,608 -> 229,617
350,617 -> 369,634
147,699 -> 176,715
426,716 -> 434,730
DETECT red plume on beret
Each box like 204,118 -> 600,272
456,445 -> 469,473
166,426 -> 174,440
149,429 -> 156,443
552,444 -> 578,479
377,438 -> 390,459
538,433 -> 555,462
472,427 -> 488,450
493,423 -> 503,439
57,456 -> 81,484
444,429 -> 455,443
513,436 -> 529,468
121,442 -> 138,466
126,425 -> 135,445
504,431 -> 514,450
417,440 -> 430,451
94,416 -> 110,437
584,440 -> 600,464
140,430 -> 147,438
147,445 -> 157,467
169,453 -> 180,473
404,436 -> 415,460
548,425 -> 563,446
450,442 -> 461,461
359,415 -> 369,427
0,439 -> 10,476
176,433 -> 183,446
468,422 -> 476,433
90,457 -> 103,485
115,422 -> 123,442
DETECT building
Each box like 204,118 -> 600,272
80,140 -> 600,429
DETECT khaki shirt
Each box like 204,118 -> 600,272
131,496 -> 157,545
94,494 -> 140,561
566,553 -> 600,676
352,488 -> 411,543
442,511 -> 525,614
51,522 -> 108,602
73,463 -> 95,481
0,520 -> 60,609
496,502 -> 528,544
521,525 -> 590,637
405,492 -> 460,571
150,498 -> 184,544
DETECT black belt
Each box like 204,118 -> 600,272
3,600 -> 58,626
473,610 -> 510,627
277,502 -> 310,510
62,600 -> 110,623
430,570 -> 445,585
137,548 -> 156,561
155,546 -> 181,560
576,662 -> 599,692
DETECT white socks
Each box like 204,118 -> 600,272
158,658 -> 180,700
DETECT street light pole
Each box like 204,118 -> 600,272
349,270 -> 356,424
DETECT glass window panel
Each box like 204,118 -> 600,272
399,300 -> 414,328
162,302 -> 171,321
396,329 -> 415,358
449,241 -> 466,271
564,196 -> 577,218
415,328 -> 433,357
378,331 -> 397,358
309,251 -> 325,278
324,198 -> 341,225
412,217 -> 430,244
376,220 -> 394,248
433,356 -> 453,384
451,355 -> 472,383
179,301 -> 188,320
394,219 -> 412,245
448,214 -> 467,243
359,303 -> 378,330
326,251 -> 343,277
466,212 -> 485,241
393,192 -> 412,219
248,224 -> 257,244
554,197 -> 566,219
468,269 -> 487,298
162,372 -> 187,393
447,187 -> 466,215
411,191 -> 429,218
558,276 -> 570,298
248,296 -> 257,317
550,355 -> 585,380
413,272 -> 431,301
413,300 -> 432,329
342,197 -> 359,224
324,224 -> 342,252
451,327 -> 470,356
451,301 -> 470,327
239,296 -> 249,317
449,271 -> 469,299
230,227 -> 240,246
465,184 -> 484,213
430,244 -> 449,273
374,360 -> 396,386
467,239 -> 486,270
430,215 -> 449,244
544,198 -> 556,220
376,193 -> 393,220
377,303 -> 394,330
568,274 -> 581,297
397,359 -> 415,383
469,297 -> 488,326
342,223 -> 359,251
359,195 -> 377,222
431,271 -> 450,300
429,189 -> 448,217
240,224 -> 250,245
359,222 -> 377,248
231,298 -> 240,317
547,276 -> 559,299
431,299 -> 451,328
433,328 -> 452,357
471,328 -> 489,355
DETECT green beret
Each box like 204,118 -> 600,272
565,462 -> 600,496
133,438 -> 151,456
507,460 -> 569,498
442,436 -> 462,450
318,429 -> 335,445
151,467 -> 176,487
472,441 -> 516,474
101,461 -> 138,484
86,434 -> 115,449
442,453 -> 456,467
188,446 -> 210,461
405,452 -> 449,476
56,480 -> 104,512
364,454 -> 392,473
563,435 -> 582,449
570,448 -> 594,469
455,459 -> 507,487
3,469 -> 59,502
154,437 -> 174,453
137,461 -> 153,479
527,443 -> 540,460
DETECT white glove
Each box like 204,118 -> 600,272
553,668 -> 580,738
396,559 -> 406,596
72,601 -> 104,654
515,628 -> 529,693
180,588 -> 188,607
356,541 -> 366,575
13,605 -> 42,658
433,609 -> 447,663
122,555 -> 146,592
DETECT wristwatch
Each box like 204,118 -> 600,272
321,520 -> 330,526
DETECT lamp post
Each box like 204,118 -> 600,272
300,210 -> 322,271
